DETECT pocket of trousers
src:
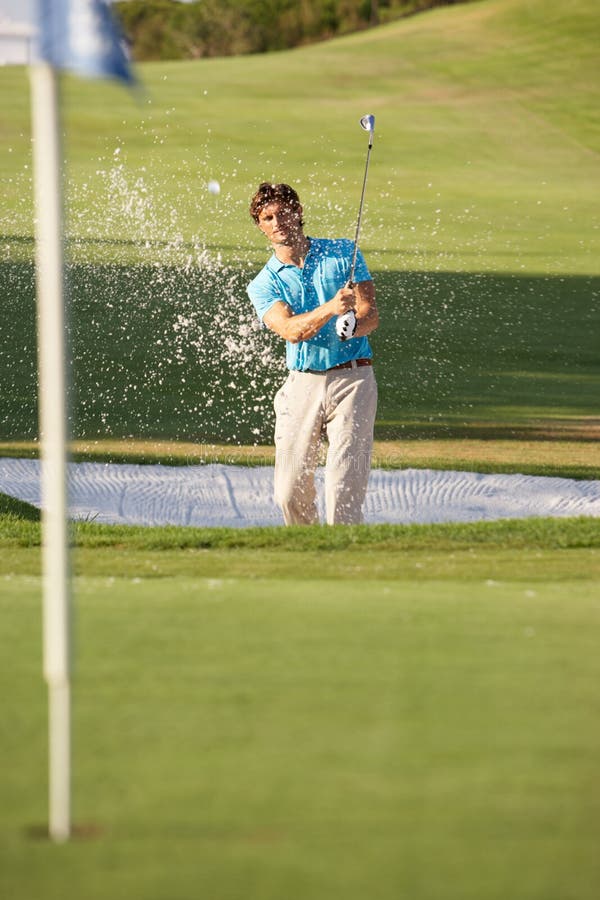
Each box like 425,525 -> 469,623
274,372 -> 295,416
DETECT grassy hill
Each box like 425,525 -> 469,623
0,0 -> 598,445
1,0 -> 598,272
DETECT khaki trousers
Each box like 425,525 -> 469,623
273,365 -> 378,525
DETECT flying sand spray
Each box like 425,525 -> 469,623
336,113 -> 375,341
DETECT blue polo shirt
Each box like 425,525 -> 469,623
247,237 -> 373,371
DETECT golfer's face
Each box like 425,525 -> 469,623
257,202 -> 302,244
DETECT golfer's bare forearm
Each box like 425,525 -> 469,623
263,289 -> 377,343
264,301 -> 337,343
352,281 -> 378,337
281,308 -> 336,343
353,306 -> 379,338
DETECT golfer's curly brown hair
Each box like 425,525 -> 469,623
249,183 -> 304,227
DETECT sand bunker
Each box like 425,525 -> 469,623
0,458 -> 598,527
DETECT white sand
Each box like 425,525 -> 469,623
0,458 -> 598,527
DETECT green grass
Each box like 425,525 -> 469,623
1,508 -> 599,899
0,491 -> 40,522
1,6 -> 599,891
2,435 -> 600,480
1,509 -> 599,580
2,572 -> 600,900
1,0 -> 599,448
0,263 -> 598,444
2,0 -> 599,273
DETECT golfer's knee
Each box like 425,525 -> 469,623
275,479 -> 317,525
275,479 -> 304,512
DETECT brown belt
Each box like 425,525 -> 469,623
328,358 -> 373,371
303,358 -> 373,374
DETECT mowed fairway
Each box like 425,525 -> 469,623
1,514 -> 600,898
1,523 -> 600,900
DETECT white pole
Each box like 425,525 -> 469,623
30,61 -> 72,843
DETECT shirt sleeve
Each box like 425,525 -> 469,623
247,269 -> 283,323
352,247 -> 371,283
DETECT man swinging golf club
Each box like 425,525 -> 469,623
247,116 -> 379,526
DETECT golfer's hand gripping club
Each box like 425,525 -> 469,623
336,309 -> 357,341
336,280 -> 357,341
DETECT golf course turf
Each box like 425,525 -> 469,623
1,503 -> 600,898
2,551 -> 600,900
1,0 -> 598,455
1,0 -> 599,896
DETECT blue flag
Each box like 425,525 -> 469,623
37,0 -> 134,83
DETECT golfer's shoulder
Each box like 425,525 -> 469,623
311,237 -> 354,258
247,258 -> 278,296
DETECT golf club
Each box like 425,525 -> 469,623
336,113 -> 375,341
349,113 -> 375,286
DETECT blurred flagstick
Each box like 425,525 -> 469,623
30,0 -> 135,843
30,59 -> 72,844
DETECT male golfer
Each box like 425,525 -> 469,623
247,182 -> 379,525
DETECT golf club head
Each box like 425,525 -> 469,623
360,114 -> 375,139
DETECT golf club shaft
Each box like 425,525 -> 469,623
348,134 -> 373,286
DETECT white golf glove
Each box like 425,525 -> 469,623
336,310 -> 357,341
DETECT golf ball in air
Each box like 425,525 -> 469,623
207,180 -> 221,195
